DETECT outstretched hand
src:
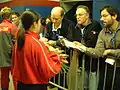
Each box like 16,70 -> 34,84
73,41 -> 87,52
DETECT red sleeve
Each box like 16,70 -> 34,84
35,41 -> 61,80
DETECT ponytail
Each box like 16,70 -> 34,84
17,10 -> 40,50
17,28 -> 25,50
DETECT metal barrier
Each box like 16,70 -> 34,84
49,50 -> 117,90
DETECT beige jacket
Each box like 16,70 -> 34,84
87,24 -> 120,66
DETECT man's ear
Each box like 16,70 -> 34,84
112,14 -> 117,20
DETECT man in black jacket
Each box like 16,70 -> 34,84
72,5 -> 102,90
45,6 -> 75,90
45,6 -> 74,45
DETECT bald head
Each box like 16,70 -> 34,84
51,6 -> 65,17
50,7 -> 64,28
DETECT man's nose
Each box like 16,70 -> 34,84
100,17 -> 103,21
52,19 -> 57,23
76,15 -> 80,19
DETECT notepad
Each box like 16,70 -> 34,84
105,58 -> 115,65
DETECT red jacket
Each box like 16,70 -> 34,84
0,19 -> 18,67
12,31 -> 61,84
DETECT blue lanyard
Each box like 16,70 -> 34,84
110,29 -> 120,49
53,28 -> 60,36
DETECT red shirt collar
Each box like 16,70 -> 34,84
25,30 -> 40,39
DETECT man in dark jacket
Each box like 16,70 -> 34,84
72,5 -> 102,90
45,6 -> 75,90
45,6 -> 74,45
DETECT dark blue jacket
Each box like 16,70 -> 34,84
45,18 -> 74,41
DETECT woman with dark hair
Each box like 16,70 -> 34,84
12,10 -> 65,90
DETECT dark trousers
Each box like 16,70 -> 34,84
98,64 -> 120,90
17,81 -> 47,90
